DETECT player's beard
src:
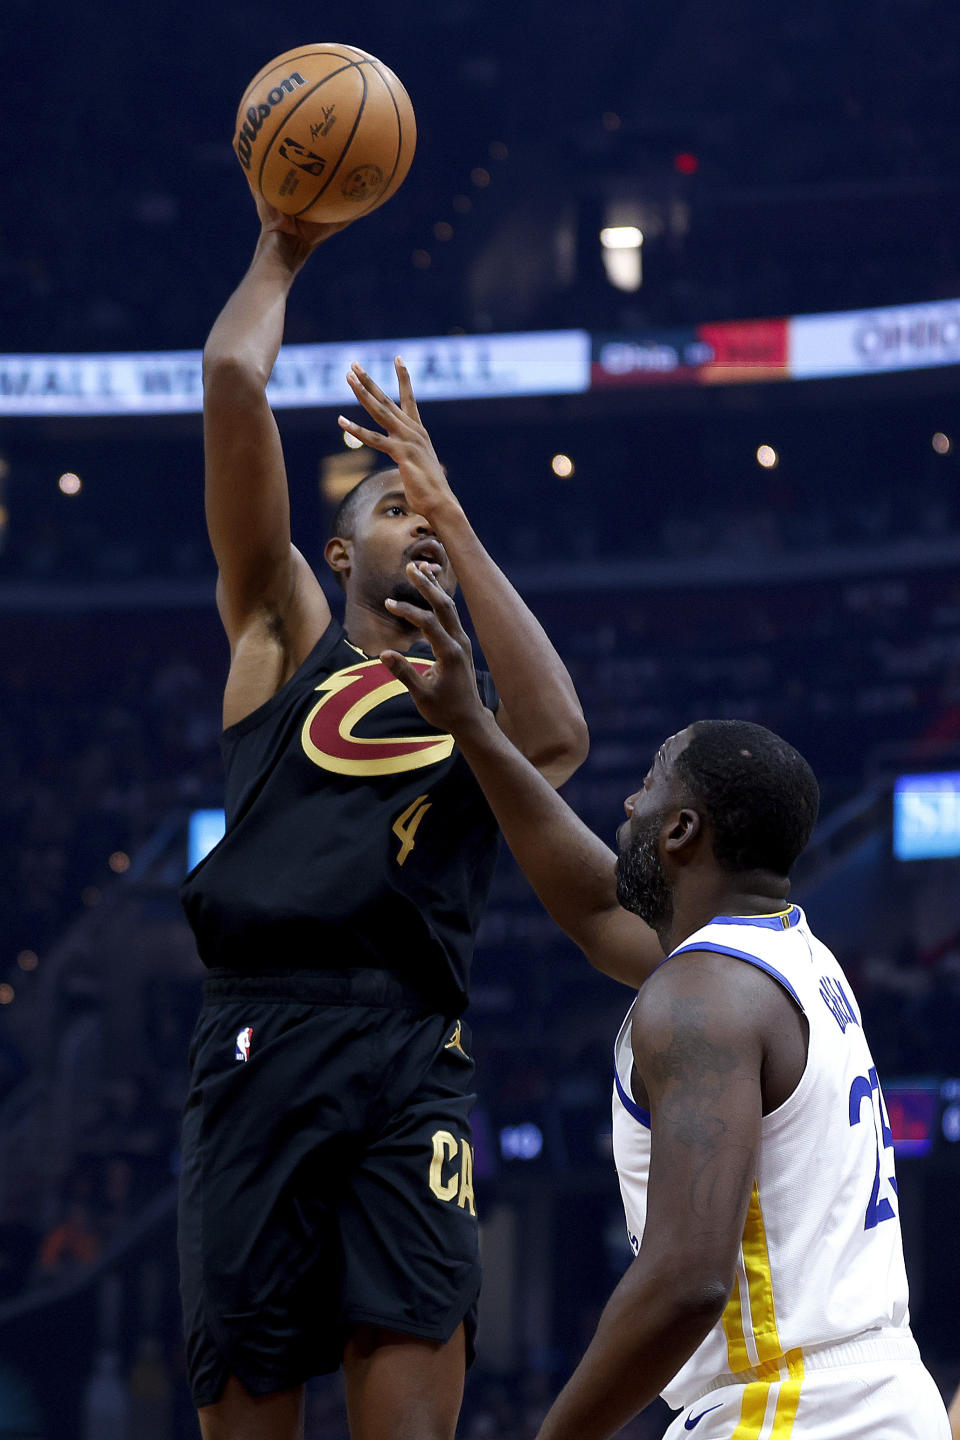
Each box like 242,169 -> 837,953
616,808 -> 674,935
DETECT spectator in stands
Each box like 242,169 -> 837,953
37,1183 -> 101,1279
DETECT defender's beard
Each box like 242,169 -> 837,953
616,809 -> 674,933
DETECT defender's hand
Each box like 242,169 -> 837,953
381,563 -> 488,735
338,359 -> 459,522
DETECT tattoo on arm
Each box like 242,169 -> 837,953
641,995 -> 756,1222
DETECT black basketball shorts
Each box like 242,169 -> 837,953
177,969 -> 479,1408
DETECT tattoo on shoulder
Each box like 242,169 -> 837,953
646,997 -> 739,1086
643,997 -> 740,1151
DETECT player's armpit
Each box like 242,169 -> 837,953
218,547 -> 333,728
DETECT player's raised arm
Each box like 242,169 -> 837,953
203,201 -> 344,720
338,359 -> 589,787
379,561 -> 664,988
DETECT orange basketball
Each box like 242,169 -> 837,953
233,43 -> 416,223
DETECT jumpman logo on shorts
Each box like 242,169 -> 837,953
444,1021 -> 467,1057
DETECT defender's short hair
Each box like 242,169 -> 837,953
674,719 -> 820,876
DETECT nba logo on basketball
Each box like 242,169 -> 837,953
235,1027 -> 253,1062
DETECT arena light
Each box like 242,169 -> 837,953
58,471 -> 82,495
932,432 -> 952,455
499,1123 -> 544,1161
601,227 -> 643,292
756,445 -> 778,469
600,226 -> 643,250
343,431 -> 364,450
551,453 -> 575,478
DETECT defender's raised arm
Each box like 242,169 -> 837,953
339,360 -> 590,788
378,560 -> 664,987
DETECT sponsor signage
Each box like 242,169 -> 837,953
591,318 -> 789,388
2,297 -> 960,418
0,331 -> 591,417
791,298 -> 960,379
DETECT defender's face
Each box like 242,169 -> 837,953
350,475 -> 457,605
615,729 -> 694,930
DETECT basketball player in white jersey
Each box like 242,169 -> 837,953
378,562 -> 951,1440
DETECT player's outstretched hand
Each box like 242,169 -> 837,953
381,562 -> 488,736
255,194 -> 351,255
338,359 -> 458,522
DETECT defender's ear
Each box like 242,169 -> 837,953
664,808 -> 701,853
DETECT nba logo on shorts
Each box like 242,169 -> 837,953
235,1026 -> 253,1062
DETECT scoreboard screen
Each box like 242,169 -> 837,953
893,772 -> 960,859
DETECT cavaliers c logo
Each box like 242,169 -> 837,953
301,657 -> 455,777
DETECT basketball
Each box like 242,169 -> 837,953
233,43 -> 416,223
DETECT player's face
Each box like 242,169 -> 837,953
615,729 -> 693,932
351,476 -> 457,608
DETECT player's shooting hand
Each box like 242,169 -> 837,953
381,563 -> 489,736
338,360 -> 459,523
254,194 -> 351,257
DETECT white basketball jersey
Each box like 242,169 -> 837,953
612,905 -> 911,1412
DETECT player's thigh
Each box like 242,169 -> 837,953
198,1374 -> 305,1440
338,1017 -> 480,1346
342,1323 -> 466,1440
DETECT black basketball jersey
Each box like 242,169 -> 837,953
180,619 -> 500,1014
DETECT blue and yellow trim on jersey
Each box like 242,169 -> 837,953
720,1182 -> 804,1437
669,908 -> 806,1012
710,905 -> 801,931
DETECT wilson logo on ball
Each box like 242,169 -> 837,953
235,72 -> 308,170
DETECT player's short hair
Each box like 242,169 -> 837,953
674,719 -> 820,877
329,468 -> 398,541
327,468 -> 400,590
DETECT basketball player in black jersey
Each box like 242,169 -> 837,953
177,197 -> 588,1440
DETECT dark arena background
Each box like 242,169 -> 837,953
4,2 -> 960,1435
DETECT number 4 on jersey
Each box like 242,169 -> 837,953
393,794 -> 432,866
848,1066 -> 898,1231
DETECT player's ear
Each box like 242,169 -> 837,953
664,808 -> 700,853
324,535 -> 351,579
